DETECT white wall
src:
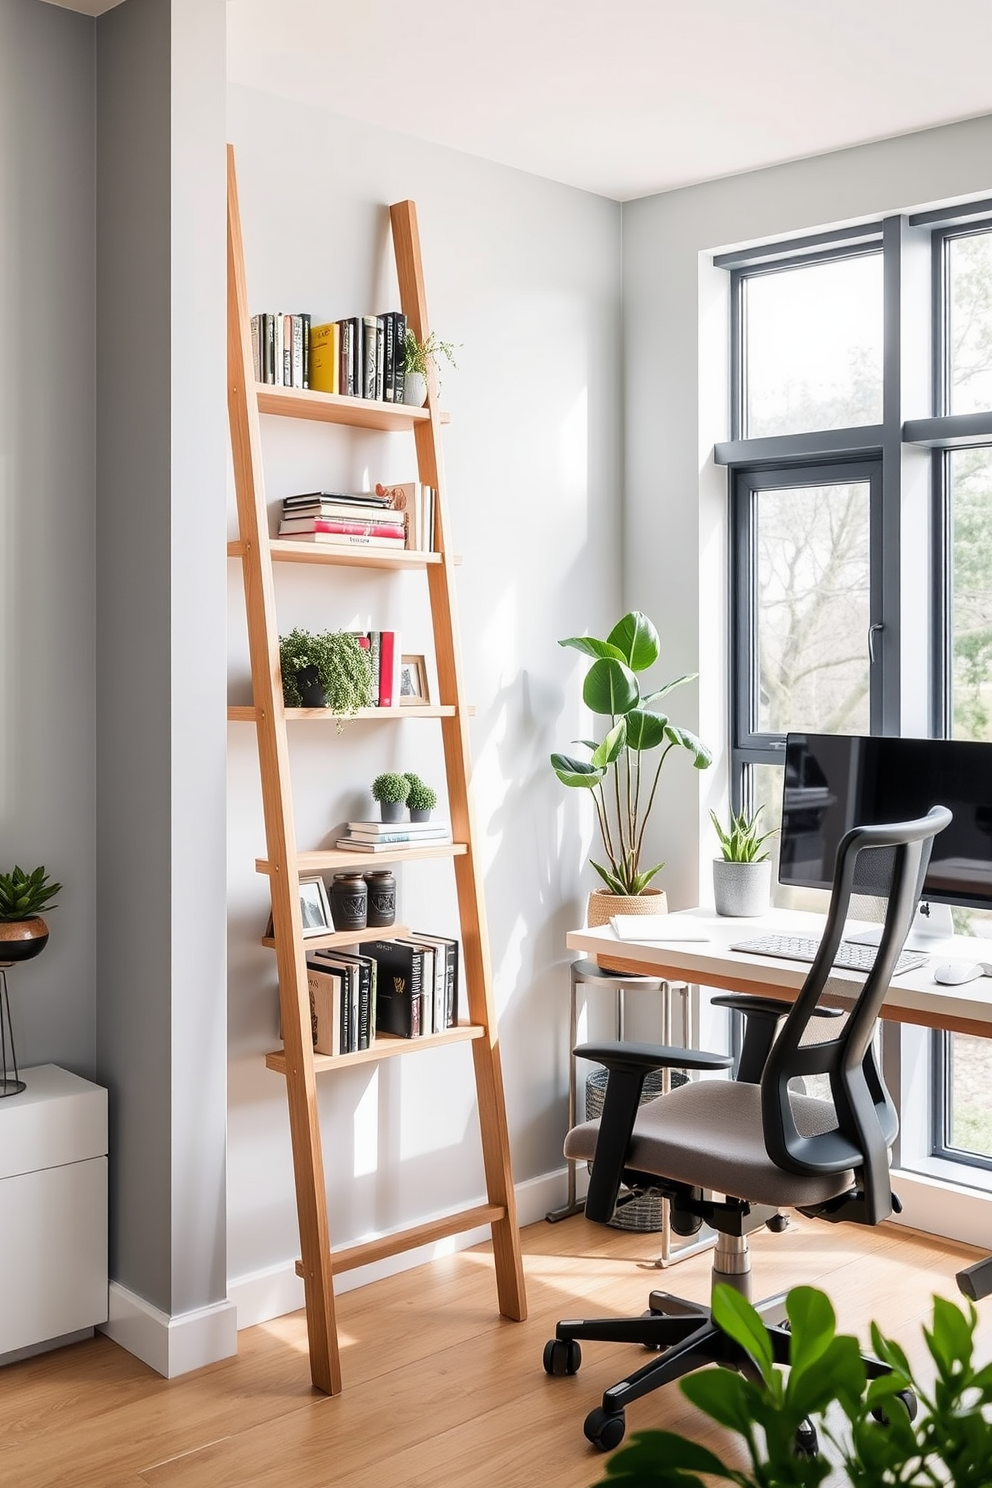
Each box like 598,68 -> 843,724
621,114 -> 992,911
225,87 -> 622,1313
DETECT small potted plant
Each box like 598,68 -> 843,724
404,773 -> 438,822
0,865 -> 62,961
402,328 -> 458,407
371,771 -> 410,822
278,628 -> 374,722
710,804 -> 777,916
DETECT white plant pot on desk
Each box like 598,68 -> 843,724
403,371 -> 428,407
712,859 -> 772,917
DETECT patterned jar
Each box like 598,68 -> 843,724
329,872 -> 367,932
365,870 -> 396,928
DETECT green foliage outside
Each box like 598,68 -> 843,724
592,1283 -> 992,1488
551,611 -> 712,896
0,865 -> 61,921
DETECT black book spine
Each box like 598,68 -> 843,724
381,312 -> 395,402
300,312 -> 311,389
365,940 -> 422,1037
393,313 -> 407,405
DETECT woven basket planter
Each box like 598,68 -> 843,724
586,887 -> 667,974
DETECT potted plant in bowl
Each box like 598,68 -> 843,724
402,328 -> 458,407
710,805 -> 777,917
0,865 -> 62,961
404,773 -> 438,822
590,1282 -> 992,1487
278,628 -> 374,723
371,771 -> 411,822
551,611 -> 711,935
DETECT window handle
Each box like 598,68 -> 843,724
868,622 -> 884,665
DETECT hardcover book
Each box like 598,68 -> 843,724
409,933 -> 459,1028
306,965 -> 342,1056
308,321 -> 339,394
363,940 -> 424,1037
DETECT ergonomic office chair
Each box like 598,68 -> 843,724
544,806 -> 952,1451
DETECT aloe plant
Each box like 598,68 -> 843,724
0,865 -> 62,921
710,805 -> 777,863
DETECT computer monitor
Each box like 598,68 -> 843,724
780,733 -> 992,931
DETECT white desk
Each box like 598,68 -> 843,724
567,907 -> 992,1039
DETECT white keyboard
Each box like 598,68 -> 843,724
731,933 -> 928,977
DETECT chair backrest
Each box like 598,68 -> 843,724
761,805 -> 952,1224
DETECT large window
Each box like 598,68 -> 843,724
718,208 -> 992,1181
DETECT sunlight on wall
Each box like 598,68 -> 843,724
560,386 -> 588,493
353,1073 -> 379,1177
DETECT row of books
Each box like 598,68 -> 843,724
306,933 -> 459,1052
336,819 -> 452,853
275,485 -> 435,553
250,310 -> 407,403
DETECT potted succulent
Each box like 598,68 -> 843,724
591,1282 -> 992,1487
371,771 -> 411,822
404,773 -> 438,822
0,865 -> 62,961
551,611 -> 711,933
710,804 -> 777,917
402,328 -> 458,407
278,628 -> 374,722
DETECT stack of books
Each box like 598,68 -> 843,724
277,491 -> 407,551
250,311 -> 311,387
305,932 -> 460,1050
335,819 -> 452,852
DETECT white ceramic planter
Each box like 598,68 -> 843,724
712,858 -> 772,917
403,370 -> 428,406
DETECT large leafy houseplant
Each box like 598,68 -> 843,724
551,612 -> 712,896
592,1283 -> 992,1488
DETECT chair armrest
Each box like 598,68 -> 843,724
711,994 -> 844,1021
574,1040 -> 734,1073
711,995 -> 843,1083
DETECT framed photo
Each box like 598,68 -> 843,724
298,876 -> 332,937
399,653 -> 430,706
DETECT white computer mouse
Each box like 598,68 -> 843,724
933,962 -> 992,985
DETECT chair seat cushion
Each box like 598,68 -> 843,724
564,1078 -> 855,1209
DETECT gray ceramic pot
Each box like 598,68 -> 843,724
712,858 -> 772,917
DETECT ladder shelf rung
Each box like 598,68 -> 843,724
265,1021 -> 487,1075
293,1202 -> 507,1277
256,843 -> 467,874
255,381 -> 450,430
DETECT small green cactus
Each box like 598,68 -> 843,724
0,865 -> 62,922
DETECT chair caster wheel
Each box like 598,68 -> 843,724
543,1338 -> 581,1376
766,1213 -> 789,1233
872,1387 -> 918,1424
584,1405 -> 626,1452
794,1419 -> 818,1458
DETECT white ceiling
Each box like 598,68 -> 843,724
44,0 -> 992,201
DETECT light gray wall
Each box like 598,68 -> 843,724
226,86 -> 622,1298
0,0 -> 96,1071
95,0 -> 227,1317
621,114 -> 992,912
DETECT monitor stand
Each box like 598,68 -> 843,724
846,899 -> 955,950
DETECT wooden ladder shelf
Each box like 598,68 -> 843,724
225,146 -> 526,1393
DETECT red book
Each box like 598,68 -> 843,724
279,518 -> 405,540
377,630 -> 400,707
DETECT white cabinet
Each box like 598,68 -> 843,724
0,1064 -> 108,1359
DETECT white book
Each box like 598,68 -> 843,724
609,915 -> 710,942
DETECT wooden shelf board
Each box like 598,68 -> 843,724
257,843 -> 467,874
265,1021 -> 486,1075
262,923 -> 412,952
227,537 -> 442,570
228,704 -> 456,722
300,1203 -> 506,1276
255,383 -> 449,429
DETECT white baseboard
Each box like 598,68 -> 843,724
229,1167 -> 570,1331
100,1282 -> 237,1377
890,1167 -> 992,1250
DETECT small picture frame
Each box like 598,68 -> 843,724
298,876 -> 332,937
399,653 -> 430,706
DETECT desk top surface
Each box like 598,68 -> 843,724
566,907 -> 992,1036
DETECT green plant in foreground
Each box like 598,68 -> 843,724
371,772 -> 410,806
406,777 -> 437,812
402,328 -> 458,378
592,1283 -> 992,1488
0,865 -> 62,921
710,804 -> 777,863
278,628 -> 373,715
551,611 -> 712,896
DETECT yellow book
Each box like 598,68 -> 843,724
309,321 -> 339,394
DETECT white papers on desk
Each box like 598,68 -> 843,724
610,915 -> 710,942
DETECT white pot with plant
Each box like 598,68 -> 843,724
551,612 -> 712,952
402,328 -> 458,407
710,805 -> 777,916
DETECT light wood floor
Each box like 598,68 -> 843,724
4,1213 -> 989,1488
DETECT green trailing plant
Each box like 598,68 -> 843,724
591,1282 -> 992,1488
405,776 -> 437,813
710,805 -> 777,863
278,628 -> 374,716
0,865 -> 62,921
402,328 -> 458,380
551,611 -> 712,896
371,772 -> 410,807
